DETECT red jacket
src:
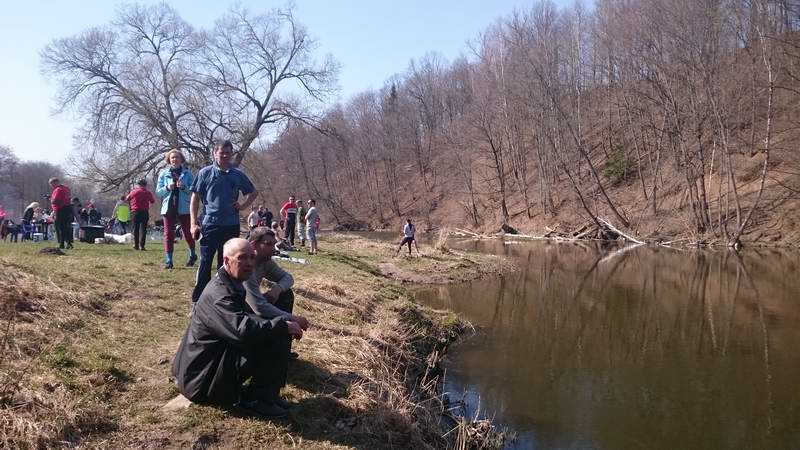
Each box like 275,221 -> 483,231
280,201 -> 298,218
50,184 -> 71,212
126,187 -> 156,212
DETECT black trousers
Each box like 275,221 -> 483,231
275,290 -> 295,353
132,210 -> 149,249
284,216 -> 296,246
239,331 -> 290,401
54,207 -> 73,247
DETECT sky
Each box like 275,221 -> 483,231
0,0 -> 571,165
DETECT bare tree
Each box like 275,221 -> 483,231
41,3 -> 338,190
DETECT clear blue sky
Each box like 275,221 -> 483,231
0,0 -> 572,165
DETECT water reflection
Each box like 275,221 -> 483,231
416,241 -> 800,450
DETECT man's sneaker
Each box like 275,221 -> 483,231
164,262 -> 174,270
66,243 -> 74,249
186,254 -> 197,267
134,246 -> 139,250
234,399 -> 288,419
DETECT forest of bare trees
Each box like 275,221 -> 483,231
35,0 -> 800,246
256,0 -> 800,246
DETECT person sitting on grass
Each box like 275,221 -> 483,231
245,227 -> 310,360
271,221 -> 294,252
171,238 -> 304,419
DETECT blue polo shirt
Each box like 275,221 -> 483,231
191,165 -> 255,226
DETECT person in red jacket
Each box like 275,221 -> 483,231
126,179 -> 156,251
279,196 -> 299,246
49,177 -> 73,249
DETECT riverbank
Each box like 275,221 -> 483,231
0,234 -> 510,449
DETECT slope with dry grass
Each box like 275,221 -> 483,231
0,234 -> 509,449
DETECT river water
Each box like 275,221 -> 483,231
415,240 -> 800,450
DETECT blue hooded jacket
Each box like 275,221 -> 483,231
156,166 -> 194,216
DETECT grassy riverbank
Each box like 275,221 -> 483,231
0,234 -> 509,449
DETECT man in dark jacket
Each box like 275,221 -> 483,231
171,238 -> 304,418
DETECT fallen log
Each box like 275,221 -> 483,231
597,217 -> 645,244
574,226 -> 598,240
500,223 -> 520,234
570,224 -> 589,237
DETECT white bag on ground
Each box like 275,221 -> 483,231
104,233 -> 133,244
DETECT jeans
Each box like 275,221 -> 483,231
132,210 -> 149,249
192,224 -> 240,301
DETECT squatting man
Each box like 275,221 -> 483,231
172,238 -> 309,418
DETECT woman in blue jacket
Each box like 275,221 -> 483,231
156,150 -> 197,269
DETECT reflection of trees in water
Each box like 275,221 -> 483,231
440,243 -> 798,449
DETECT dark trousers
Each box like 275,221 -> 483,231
118,221 -> 128,234
192,224 -> 240,301
54,207 -> 73,247
284,217 -> 296,246
275,290 -> 295,353
239,334 -> 290,401
132,210 -> 149,249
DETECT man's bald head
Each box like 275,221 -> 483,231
223,238 -> 251,257
222,238 -> 255,281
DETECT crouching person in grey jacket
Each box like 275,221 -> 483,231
171,238 -> 304,419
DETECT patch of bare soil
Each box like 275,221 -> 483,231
378,253 -> 515,284
379,260 -> 439,283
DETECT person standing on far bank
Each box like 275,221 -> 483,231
49,177 -> 73,249
157,149 -> 198,269
296,199 -> 307,248
305,199 -> 320,255
190,140 -> 258,303
127,179 -> 156,251
395,218 -> 417,257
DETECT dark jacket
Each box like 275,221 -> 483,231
171,267 -> 288,405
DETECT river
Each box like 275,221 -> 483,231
415,239 -> 800,450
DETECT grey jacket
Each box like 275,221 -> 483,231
243,259 -> 294,319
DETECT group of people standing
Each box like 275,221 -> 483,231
247,195 -> 320,255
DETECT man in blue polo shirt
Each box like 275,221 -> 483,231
190,140 -> 259,303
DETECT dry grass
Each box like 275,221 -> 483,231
0,262 -> 119,448
0,237 -> 509,449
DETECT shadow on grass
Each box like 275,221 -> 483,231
294,287 -> 352,310
325,251 -> 382,277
